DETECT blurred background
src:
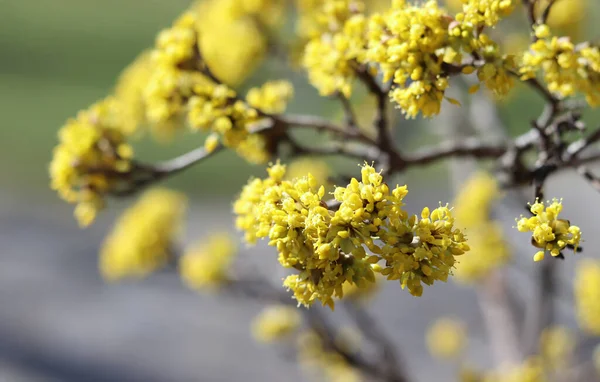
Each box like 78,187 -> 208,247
1,0 -> 600,381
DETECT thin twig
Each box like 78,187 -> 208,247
277,114 -> 377,145
577,166 -> 600,193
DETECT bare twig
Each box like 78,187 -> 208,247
277,114 -> 377,146
343,302 -> 409,382
577,166 -> 600,193
337,93 -> 359,131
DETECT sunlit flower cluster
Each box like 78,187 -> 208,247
50,98 -> 134,226
179,233 -> 238,291
99,189 -> 187,281
301,0 -> 517,118
453,172 -> 510,282
516,198 -> 581,261
574,259 -> 600,335
251,305 -> 301,342
234,162 -> 468,308
539,326 -> 574,370
521,26 -> 600,107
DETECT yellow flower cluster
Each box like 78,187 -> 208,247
286,158 -> 331,189
521,26 -> 600,107
483,358 -> 546,382
193,0 -> 283,86
144,10 -> 294,162
516,198 -> 581,261
296,0 -> 365,40
179,233 -> 238,291
453,173 -> 510,283
234,162 -> 468,308
297,331 -> 362,382
99,189 -> 187,281
251,305 -> 301,342
574,259 -> 600,335
301,0 -> 516,118
535,0 -> 587,41
303,13 -> 367,97
426,317 -> 467,359
50,98 -> 134,226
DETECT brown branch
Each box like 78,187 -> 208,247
478,272 -> 523,366
109,145 -> 224,196
566,126 -> 600,159
523,259 -> 556,356
342,302 -> 409,382
336,93 -> 359,131
400,138 -> 507,167
277,114 -> 377,146
577,166 -> 600,193
225,278 -> 402,381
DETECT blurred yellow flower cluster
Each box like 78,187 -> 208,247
179,233 -> 238,291
100,189 -> 187,281
453,172 -> 510,282
251,305 -> 301,342
516,198 -> 581,261
234,162 -> 468,308
575,259 -> 600,335
426,317 -> 467,359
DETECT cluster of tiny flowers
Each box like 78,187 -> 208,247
574,259 -> 600,335
296,0 -> 365,40
179,233 -> 238,291
234,162 -> 468,308
521,25 -> 600,107
426,317 -> 466,360
50,98 -> 134,226
251,305 -> 302,343
452,172 -> 510,283
297,330 -> 362,382
301,0 -> 516,118
99,189 -> 187,281
144,10 -> 294,163
516,198 -> 581,261
302,4 -> 366,97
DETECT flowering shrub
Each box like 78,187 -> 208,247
50,0 -> 600,380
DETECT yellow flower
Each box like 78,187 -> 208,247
179,232 -> 238,290
426,317 -> 466,359
285,158 -> 331,188
251,305 -> 301,342
99,189 -> 187,281
516,198 -> 581,261
574,259 -> 600,335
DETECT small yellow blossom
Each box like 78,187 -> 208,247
516,198 -> 581,261
574,259 -> 600,335
179,233 -> 238,291
426,317 -> 467,359
251,305 -> 301,342
99,189 -> 187,281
